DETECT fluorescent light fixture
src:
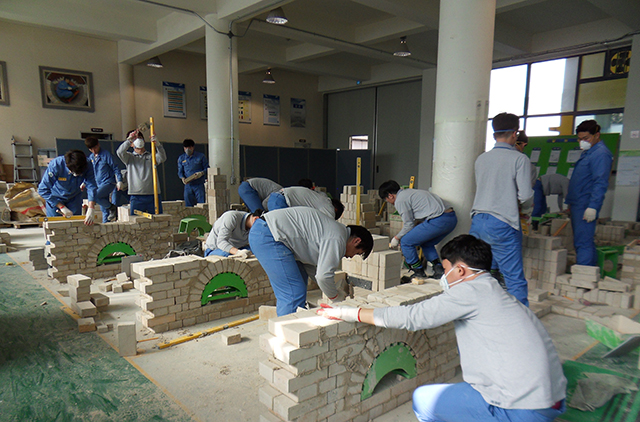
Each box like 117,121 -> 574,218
263,68 -> 276,84
266,7 -> 288,25
147,56 -> 163,68
393,36 -> 411,57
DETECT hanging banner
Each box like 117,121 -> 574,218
163,81 -> 186,118
199,86 -> 207,120
239,91 -> 251,123
263,94 -> 280,126
290,98 -> 306,128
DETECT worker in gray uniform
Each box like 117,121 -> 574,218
249,207 -> 374,316
379,180 -> 457,280
470,112 -> 533,306
204,210 -> 262,257
267,186 -> 345,220
238,177 -> 283,212
320,234 -> 566,422
532,173 -> 570,229
514,131 -> 538,188
116,129 -> 167,215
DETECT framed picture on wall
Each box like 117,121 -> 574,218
39,66 -> 95,112
0,61 -> 9,106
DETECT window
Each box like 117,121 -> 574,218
349,135 -> 369,150
488,65 -> 527,117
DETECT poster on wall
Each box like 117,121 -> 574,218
263,94 -> 280,126
39,66 -> 94,112
163,81 -> 186,118
290,98 -> 306,128
200,86 -> 207,120
616,150 -> 640,187
239,91 -> 252,123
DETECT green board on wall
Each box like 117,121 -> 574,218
522,134 -> 620,178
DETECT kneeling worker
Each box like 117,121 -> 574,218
379,180 -> 457,279
320,234 -> 566,422
238,177 -> 282,212
204,210 -> 261,258
249,207 -> 374,316
268,186 -> 344,220
38,150 -> 99,226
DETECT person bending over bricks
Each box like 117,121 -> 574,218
204,210 -> 262,258
38,149 -> 99,226
320,234 -> 567,422
267,185 -> 344,220
379,180 -> 457,281
470,112 -> 534,306
85,136 -> 123,222
249,207 -> 373,316
238,177 -> 282,212
116,129 -> 167,215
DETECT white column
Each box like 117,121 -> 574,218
431,0 -> 496,234
417,68 -> 437,189
612,34 -> 640,222
205,14 -> 240,197
118,63 -> 136,139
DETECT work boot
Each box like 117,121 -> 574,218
431,259 -> 444,279
107,204 -> 118,222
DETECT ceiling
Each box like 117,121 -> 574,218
0,0 -> 638,84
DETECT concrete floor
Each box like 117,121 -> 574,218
1,226 -> 597,421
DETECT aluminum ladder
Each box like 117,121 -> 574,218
12,136 -> 38,183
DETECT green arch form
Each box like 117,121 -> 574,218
201,272 -> 248,305
361,342 -> 417,401
96,242 -> 136,266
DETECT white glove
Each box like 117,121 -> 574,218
583,208 -> 597,223
58,206 -> 73,217
234,249 -> 251,259
80,182 -> 86,192
150,135 -> 157,144
181,177 -> 187,185
318,304 -> 360,322
84,207 -> 96,225
116,181 -> 125,191
389,237 -> 400,248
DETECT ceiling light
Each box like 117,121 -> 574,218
266,7 -> 288,25
146,56 -> 163,68
393,36 -> 411,57
263,68 -> 276,84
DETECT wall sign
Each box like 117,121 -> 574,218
163,81 -> 186,119
263,94 -> 280,126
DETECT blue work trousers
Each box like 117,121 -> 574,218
45,194 -> 82,217
401,212 -> 457,265
412,382 -> 564,422
204,246 -> 250,257
184,183 -> 206,207
95,183 -> 115,223
570,205 -> 597,266
129,194 -> 163,215
238,181 -> 263,212
249,219 -> 308,316
267,192 -> 288,211
532,180 -> 546,218
470,213 -> 529,306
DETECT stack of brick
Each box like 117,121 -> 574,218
44,215 -> 173,283
555,265 -> 634,309
259,282 -> 459,422
341,235 -> 403,291
338,185 -> 378,230
549,218 -> 574,252
117,200 -> 208,229
621,245 -> 640,309
522,235 -> 567,291
207,168 -> 230,224
28,247 -> 48,270
388,212 -> 403,239
595,224 -> 626,244
131,255 -> 273,333
0,231 -> 11,253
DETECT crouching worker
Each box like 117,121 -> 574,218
204,210 -> 262,258
320,234 -> 566,422
249,207 -> 374,316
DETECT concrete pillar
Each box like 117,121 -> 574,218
611,34 -> 640,222
431,0 -> 496,234
118,63 -> 136,140
205,14 -> 240,196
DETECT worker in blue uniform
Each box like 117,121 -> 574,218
85,137 -> 123,222
177,139 -> 209,207
38,150 -> 99,226
565,120 -> 613,266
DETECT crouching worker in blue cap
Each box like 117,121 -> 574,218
319,234 -> 567,422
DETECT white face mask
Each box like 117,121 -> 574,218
439,265 -> 486,291
133,138 -> 145,149
71,172 -> 81,177
579,140 -> 591,150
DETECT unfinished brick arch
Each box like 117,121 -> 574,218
132,255 -> 275,333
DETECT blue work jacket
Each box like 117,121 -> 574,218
89,148 -> 122,187
177,151 -> 209,185
38,156 -> 98,204
565,141 -> 613,211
